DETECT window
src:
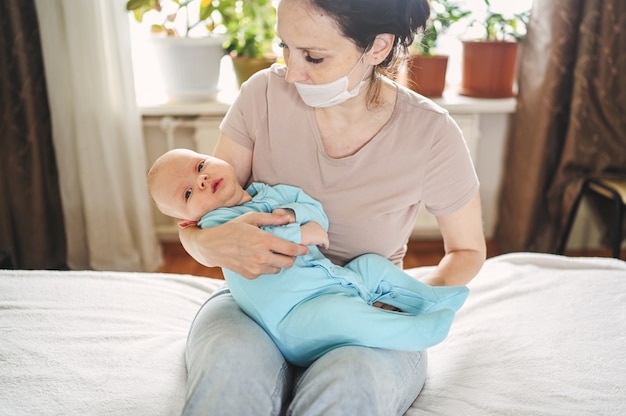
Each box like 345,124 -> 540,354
129,0 -> 534,105
434,0 -> 534,88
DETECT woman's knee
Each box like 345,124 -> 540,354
289,346 -> 427,415
184,293 -> 292,415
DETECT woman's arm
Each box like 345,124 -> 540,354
421,192 -> 487,286
178,135 -> 308,279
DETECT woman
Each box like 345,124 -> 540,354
180,0 -> 486,414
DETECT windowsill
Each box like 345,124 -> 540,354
139,89 -> 516,117
137,56 -> 238,117
431,90 -> 516,113
139,96 -> 233,117
137,58 -> 517,118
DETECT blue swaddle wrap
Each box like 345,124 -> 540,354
199,183 -> 469,366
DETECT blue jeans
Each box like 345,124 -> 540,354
183,288 -> 427,415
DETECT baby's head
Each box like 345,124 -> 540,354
148,149 -> 247,223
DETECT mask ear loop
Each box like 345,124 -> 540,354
358,39 -> 381,85
349,52 -> 372,88
366,35 -> 398,82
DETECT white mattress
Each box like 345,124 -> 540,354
1,253 -> 625,415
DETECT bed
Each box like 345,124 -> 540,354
1,252 -> 625,415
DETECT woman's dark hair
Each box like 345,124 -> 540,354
307,0 -> 430,104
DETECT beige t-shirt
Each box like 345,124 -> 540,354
221,64 -> 479,268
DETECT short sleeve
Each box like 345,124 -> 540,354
421,114 -> 479,216
219,68 -> 273,150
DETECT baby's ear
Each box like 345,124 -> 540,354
177,220 -> 198,228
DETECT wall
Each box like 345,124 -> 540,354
141,93 -> 516,242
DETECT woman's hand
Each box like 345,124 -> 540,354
179,211 -> 309,279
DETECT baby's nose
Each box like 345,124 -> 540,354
196,173 -> 209,189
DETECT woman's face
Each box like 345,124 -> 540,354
276,0 -> 368,88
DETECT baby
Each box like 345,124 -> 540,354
148,148 -> 469,366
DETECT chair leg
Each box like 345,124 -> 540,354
0,249 -> 13,269
558,180 -> 588,255
612,196 -> 623,259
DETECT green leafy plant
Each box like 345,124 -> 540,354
219,0 -> 277,58
126,0 -> 277,58
126,0 -> 222,38
474,0 -> 530,42
414,0 -> 470,56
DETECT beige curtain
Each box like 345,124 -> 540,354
494,0 -> 626,253
34,0 -> 162,271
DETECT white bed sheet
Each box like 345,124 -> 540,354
0,270 -> 222,416
409,253 -> 626,416
1,253 -> 625,415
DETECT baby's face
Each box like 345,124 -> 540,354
151,149 -> 244,221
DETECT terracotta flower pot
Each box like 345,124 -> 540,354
460,41 -> 519,98
231,55 -> 277,87
406,54 -> 449,98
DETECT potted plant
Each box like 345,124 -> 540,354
459,0 -> 530,98
406,0 -> 470,98
219,0 -> 278,87
126,0 -> 228,101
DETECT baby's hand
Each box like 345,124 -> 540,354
300,222 -> 330,249
272,208 -> 296,223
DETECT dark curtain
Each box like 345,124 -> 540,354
0,0 -> 67,269
494,0 -> 626,253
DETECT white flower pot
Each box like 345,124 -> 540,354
150,36 -> 225,102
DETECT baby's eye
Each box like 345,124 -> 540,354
197,161 -> 204,172
278,41 -> 288,49
184,189 -> 192,201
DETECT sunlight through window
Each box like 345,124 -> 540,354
129,0 -> 534,105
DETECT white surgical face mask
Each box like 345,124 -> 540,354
294,54 -> 369,108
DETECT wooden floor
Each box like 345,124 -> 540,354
156,238 -> 623,279
156,239 -> 504,279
